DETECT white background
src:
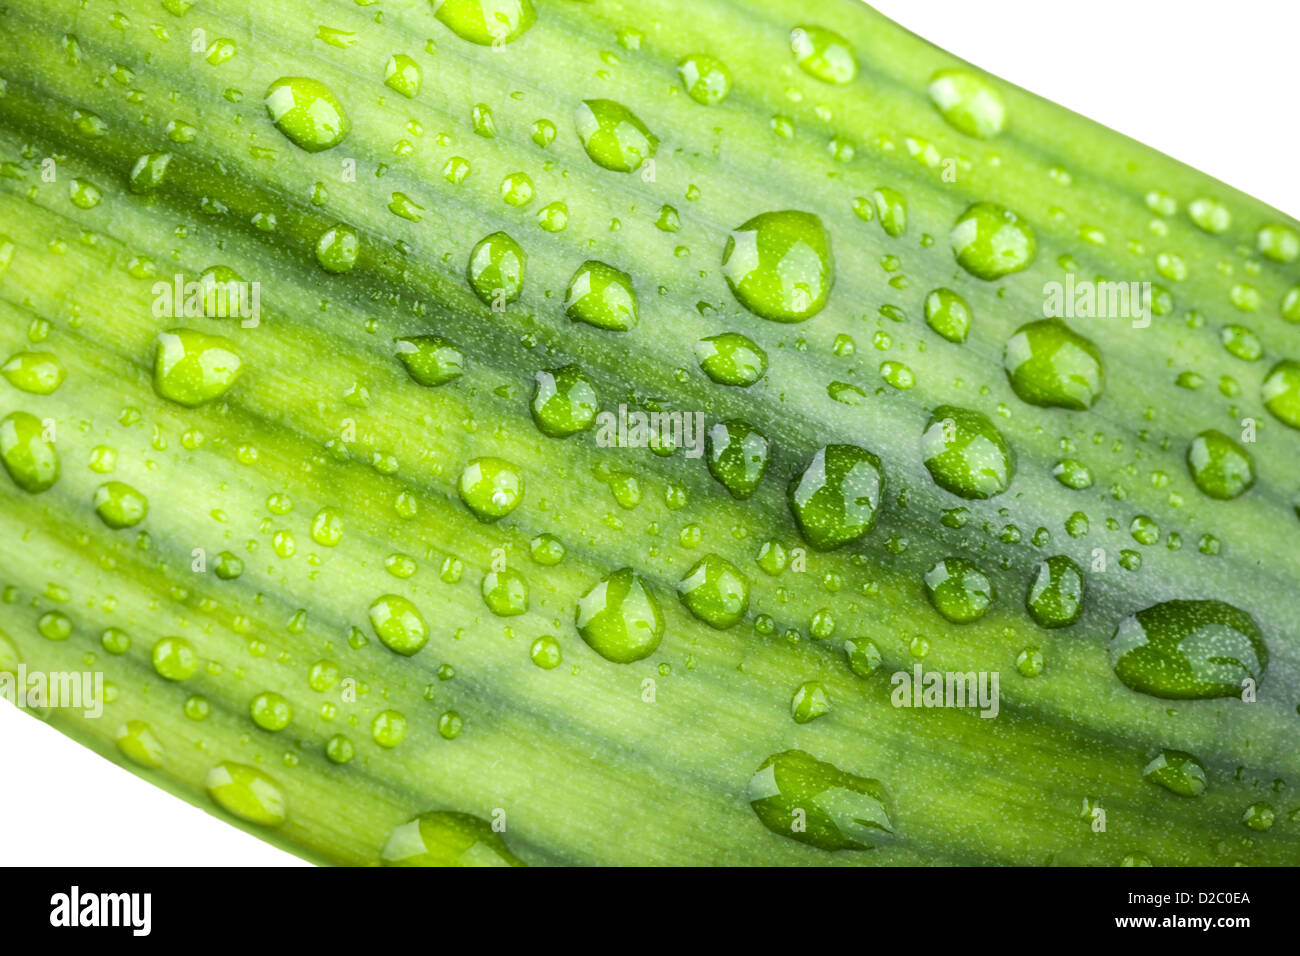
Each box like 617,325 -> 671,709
1,0 -> 1296,867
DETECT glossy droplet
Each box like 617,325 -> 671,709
128,152 -> 172,193
1261,359 -> 1300,429
395,335 -> 464,387
924,556 -> 994,623
871,187 -> 907,238
205,761 -> 286,826
844,637 -> 882,678
1052,458 -> 1093,490
677,553 -> 749,629
530,635 -> 562,669
722,210 -> 833,322
151,636 -> 198,681
695,333 -> 767,386
1256,223 -> 1299,264
576,567 -> 663,663
384,54 -> 421,98
372,710 -> 407,748
790,682 -> 830,723
458,457 -> 523,520
1186,429 -> 1254,500
574,99 -> 657,173
789,26 -> 857,84
928,69 -> 1005,138
368,593 -> 429,656
531,365 -> 598,437
789,445 -> 883,550
2,351 -> 64,395
1219,324 -> 1261,362
250,691 -> 293,731
265,76 -> 349,152
564,260 -> 637,330
1142,750 -> 1207,797
116,720 -> 165,768
433,0 -> 535,46
0,411 -> 59,492
706,419 -> 769,499
315,223 -> 359,273
1187,197 -> 1230,234
499,171 -> 534,206
467,231 -> 525,305
921,405 -> 1014,499
1003,319 -> 1103,410
482,569 -> 528,616
382,810 -> 524,866
951,202 -> 1036,280
677,53 -> 731,105
923,288 -> 971,343
529,533 -> 565,566
1025,555 -> 1083,628
1110,599 -> 1267,700
93,481 -> 148,529
153,328 -> 242,407
749,750 -> 892,851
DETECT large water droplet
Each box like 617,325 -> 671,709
924,556 -> 994,623
93,481 -> 148,529
677,553 -> 749,628
265,76 -> 349,152
153,328 -> 242,407
928,69 -> 1006,138
1110,599 -> 1267,699
531,365 -> 598,436
368,593 -> 430,656
564,260 -> 637,330
1261,359 -> 1300,429
433,0 -> 535,46
395,335 -> 464,386
788,26 -> 857,84
574,99 -> 657,173
576,567 -> 663,663
951,202 -> 1036,279
1185,429 -> 1254,500
1003,319 -> 1103,410
722,211 -> 833,322
458,457 -> 524,520
748,750 -> 892,851
0,411 -> 59,492
789,445 -> 883,550
706,419 -> 769,499
1142,750 -> 1207,797
382,810 -> 524,865
921,405 -> 1014,499
205,761 -> 287,826
695,333 -> 767,386
1024,555 -> 1083,628
467,231 -> 525,305
677,53 -> 732,105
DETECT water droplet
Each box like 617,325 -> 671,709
529,533 -> 565,566
564,260 -> 637,330
499,171 -> 534,206
372,709 -> 407,748
116,720 -> 165,768
1262,359 -> 1300,429
326,734 -> 354,764
395,335 -> 465,386
433,0 -> 535,46
1256,223 -> 1299,263
1142,750 -> 1207,797
951,202 -> 1036,280
844,637 -> 882,677
923,288 -> 971,343
1109,599 -> 1267,699
574,99 -> 657,172
381,810 -> 524,866
870,186 -> 907,237
93,481 -> 148,529
1015,647 -> 1044,677
0,411 -> 59,492
1187,197 -> 1230,234
531,365 -> 598,436
1219,324 -> 1262,362
921,405 -> 1014,499
695,332 -> 767,386
530,635 -> 562,669
383,54 -> 421,98
467,231 -> 525,306
38,611 -> 72,641
151,636 -> 197,681
722,210 -> 833,322
678,53 -> 731,105
928,69 -> 1006,138
1242,802 -> 1275,831
576,567 -> 663,663
1186,429 -> 1254,500
789,445 -> 883,551
791,681 -> 830,723
706,419 -> 769,499
924,556 -> 994,623
205,761 -> 286,826
153,328 -> 242,407
1003,319 -> 1103,410
128,152 -> 172,193
748,750 -> 892,851
788,26 -> 857,84
482,568 -> 529,616
368,593 -> 429,656
265,76 -> 349,151
536,201 -> 568,232
677,553 -> 749,628
250,691 -> 293,731
458,457 -> 524,521
1025,555 -> 1083,628
1,352 -> 64,395
315,223 -> 359,273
